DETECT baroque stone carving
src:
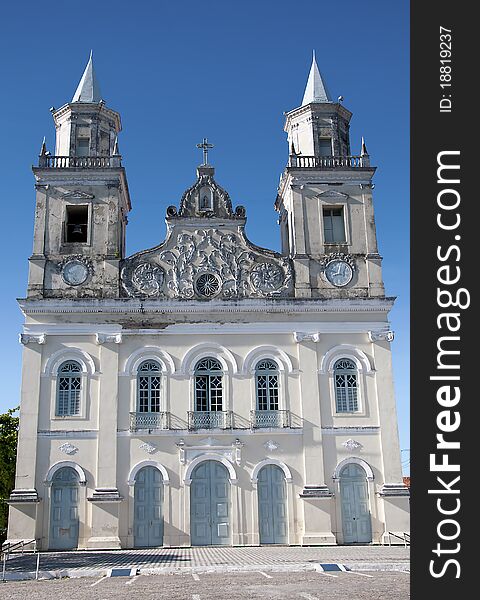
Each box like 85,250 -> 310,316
58,442 -> 78,455
178,172 -> 237,219
320,252 -> 356,271
121,228 -> 293,300
176,439 -> 186,464
251,262 -> 284,294
294,332 -> 320,343
342,439 -> 363,451
139,442 -> 157,455
368,330 -> 395,342
131,263 -> 165,297
195,272 -> 222,298
62,190 -> 95,199
233,439 -> 244,465
57,255 -> 94,282
19,333 -> 46,345
95,333 -> 123,345
264,440 -> 279,452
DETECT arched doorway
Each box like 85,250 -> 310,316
258,464 -> 288,544
49,466 -> 80,550
134,466 -> 164,547
340,463 -> 372,544
190,460 -> 231,546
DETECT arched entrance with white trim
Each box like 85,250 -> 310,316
251,459 -> 293,546
257,464 -> 288,544
49,466 -> 80,550
132,464 -> 165,547
339,462 -> 372,544
190,460 -> 231,546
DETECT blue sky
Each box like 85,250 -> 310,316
0,1 -> 409,472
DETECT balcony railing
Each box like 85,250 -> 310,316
250,410 -> 292,429
39,155 -> 120,168
130,411 -> 169,431
188,411 -> 232,430
288,154 -> 370,169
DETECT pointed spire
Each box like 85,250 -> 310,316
72,51 -> 102,103
360,136 -> 368,156
111,136 -> 122,167
112,136 -> 120,156
360,137 -> 370,166
301,51 -> 332,106
39,137 -> 50,167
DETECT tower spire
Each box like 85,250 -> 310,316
301,52 -> 332,106
72,51 -> 102,103
361,136 -> 368,156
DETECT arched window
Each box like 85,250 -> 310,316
255,360 -> 279,411
137,360 -> 162,413
199,186 -> 213,211
334,358 -> 358,412
56,361 -> 82,416
194,358 -> 223,412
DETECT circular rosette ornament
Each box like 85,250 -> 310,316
251,262 -> 285,296
194,271 -> 222,298
131,263 -> 165,296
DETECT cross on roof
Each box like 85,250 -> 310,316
196,138 -> 214,165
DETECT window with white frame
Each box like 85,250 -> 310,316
137,360 -> 162,413
318,137 -> 332,156
323,207 -> 346,244
194,357 -> 223,411
334,358 -> 359,412
255,359 -> 279,411
56,360 -> 82,416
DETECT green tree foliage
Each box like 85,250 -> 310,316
0,407 -> 19,543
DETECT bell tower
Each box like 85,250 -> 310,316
275,54 -> 385,299
28,53 -> 131,299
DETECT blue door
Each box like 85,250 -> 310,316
258,465 -> 288,544
190,461 -> 230,546
134,466 -> 164,547
49,467 -> 80,550
340,464 -> 372,544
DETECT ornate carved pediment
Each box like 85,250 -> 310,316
121,227 -> 293,300
62,190 -> 95,200
175,171 -> 243,219
315,190 -> 349,200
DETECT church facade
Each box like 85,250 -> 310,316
7,55 -> 409,550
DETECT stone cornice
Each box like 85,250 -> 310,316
276,169 -> 375,204
284,101 -> 353,125
18,296 -> 395,316
52,101 -> 122,131
32,167 -> 131,211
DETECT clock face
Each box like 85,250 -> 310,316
325,259 -> 353,287
62,260 -> 89,286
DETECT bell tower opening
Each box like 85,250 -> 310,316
64,205 -> 89,244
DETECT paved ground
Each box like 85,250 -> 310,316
1,546 -> 409,580
0,570 -> 410,599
